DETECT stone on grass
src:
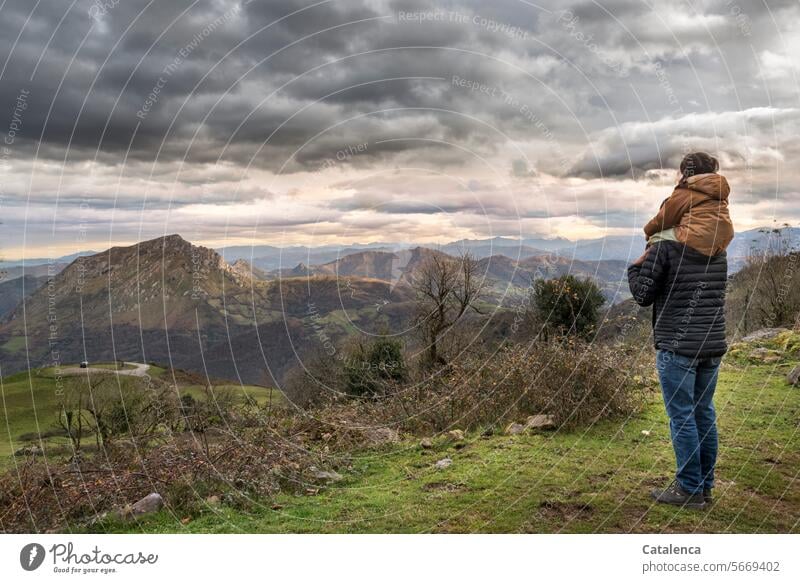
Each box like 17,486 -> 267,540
447,429 -> 465,441
420,437 -> 434,449
505,422 -> 526,435
311,467 -> 344,483
742,328 -> 788,342
524,414 -> 556,430
126,492 -> 164,516
787,365 -> 800,386
362,427 -> 400,445
434,458 -> 453,470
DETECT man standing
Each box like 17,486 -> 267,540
628,240 -> 728,509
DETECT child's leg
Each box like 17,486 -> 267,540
647,227 -> 678,245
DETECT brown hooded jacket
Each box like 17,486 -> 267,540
644,173 -> 734,256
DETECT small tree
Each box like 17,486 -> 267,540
531,275 -> 605,340
55,379 -> 90,454
412,251 -> 484,367
344,337 -> 407,396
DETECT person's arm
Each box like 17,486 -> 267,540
627,243 -> 668,307
643,190 -> 692,237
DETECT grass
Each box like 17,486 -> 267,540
0,363 -> 281,465
90,362 -> 799,534
179,384 -> 285,407
1,337 -> 27,352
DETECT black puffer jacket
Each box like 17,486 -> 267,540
627,241 -> 728,358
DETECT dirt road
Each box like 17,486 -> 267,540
59,362 -> 151,377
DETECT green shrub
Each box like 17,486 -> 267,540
344,337 -> 407,396
532,275 -> 605,339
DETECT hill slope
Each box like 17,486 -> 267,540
0,235 -> 413,386
94,362 -> 799,533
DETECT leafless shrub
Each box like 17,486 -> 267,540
412,251 -> 485,367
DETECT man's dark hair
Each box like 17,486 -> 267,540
679,152 -> 719,178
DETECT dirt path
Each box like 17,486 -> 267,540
59,362 -> 150,377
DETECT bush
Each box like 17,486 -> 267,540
531,275 -> 605,339
344,337 -> 407,396
379,339 -> 651,433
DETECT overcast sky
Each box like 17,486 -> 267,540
1,0 -> 797,258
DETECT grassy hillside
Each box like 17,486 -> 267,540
92,362 -> 799,534
0,364 -> 282,464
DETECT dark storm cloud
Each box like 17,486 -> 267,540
1,0 -> 798,180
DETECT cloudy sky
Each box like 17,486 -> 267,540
0,0 -> 797,258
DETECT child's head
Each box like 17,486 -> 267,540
679,152 -> 719,179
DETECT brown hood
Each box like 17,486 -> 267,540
686,173 -> 730,200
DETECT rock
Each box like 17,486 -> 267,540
420,437 -> 434,449
447,429 -> 465,441
434,458 -> 453,470
742,328 -> 788,342
13,445 -> 43,457
311,468 -> 344,483
524,414 -> 556,430
130,493 -> 164,517
505,415 -> 556,435
749,347 -> 782,363
788,365 -> 800,386
205,495 -> 220,506
361,427 -> 400,445
505,422 -> 526,435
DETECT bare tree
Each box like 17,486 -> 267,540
55,379 -> 90,454
412,251 -> 484,367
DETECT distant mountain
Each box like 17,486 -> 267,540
218,242 -> 402,271
2,226 -> 793,384
552,227 -> 800,265
0,235 -> 413,385
0,275 -> 48,320
555,234 -> 647,262
0,263 -> 70,282
477,254 -> 629,304
0,250 -> 97,269
283,248 -> 630,304
310,247 -> 449,288
726,226 -> 800,270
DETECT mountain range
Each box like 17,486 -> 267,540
0,234 -> 631,383
1,226 -> 797,385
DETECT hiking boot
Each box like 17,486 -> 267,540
651,480 -> 707,509
703,489 -> 713,505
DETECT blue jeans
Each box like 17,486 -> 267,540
655,350 -> 721,494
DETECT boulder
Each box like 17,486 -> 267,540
447,429 -> 465,441
311,467 -> 344,483
524,414 -> 556,430
434,458 -> 453,470
788,365 -> 800,386
749,347 -> 782,363
361,427 -> 400,445
742,328 -> 788,343
505,422 -> 526,435
130,493 -> 164,517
